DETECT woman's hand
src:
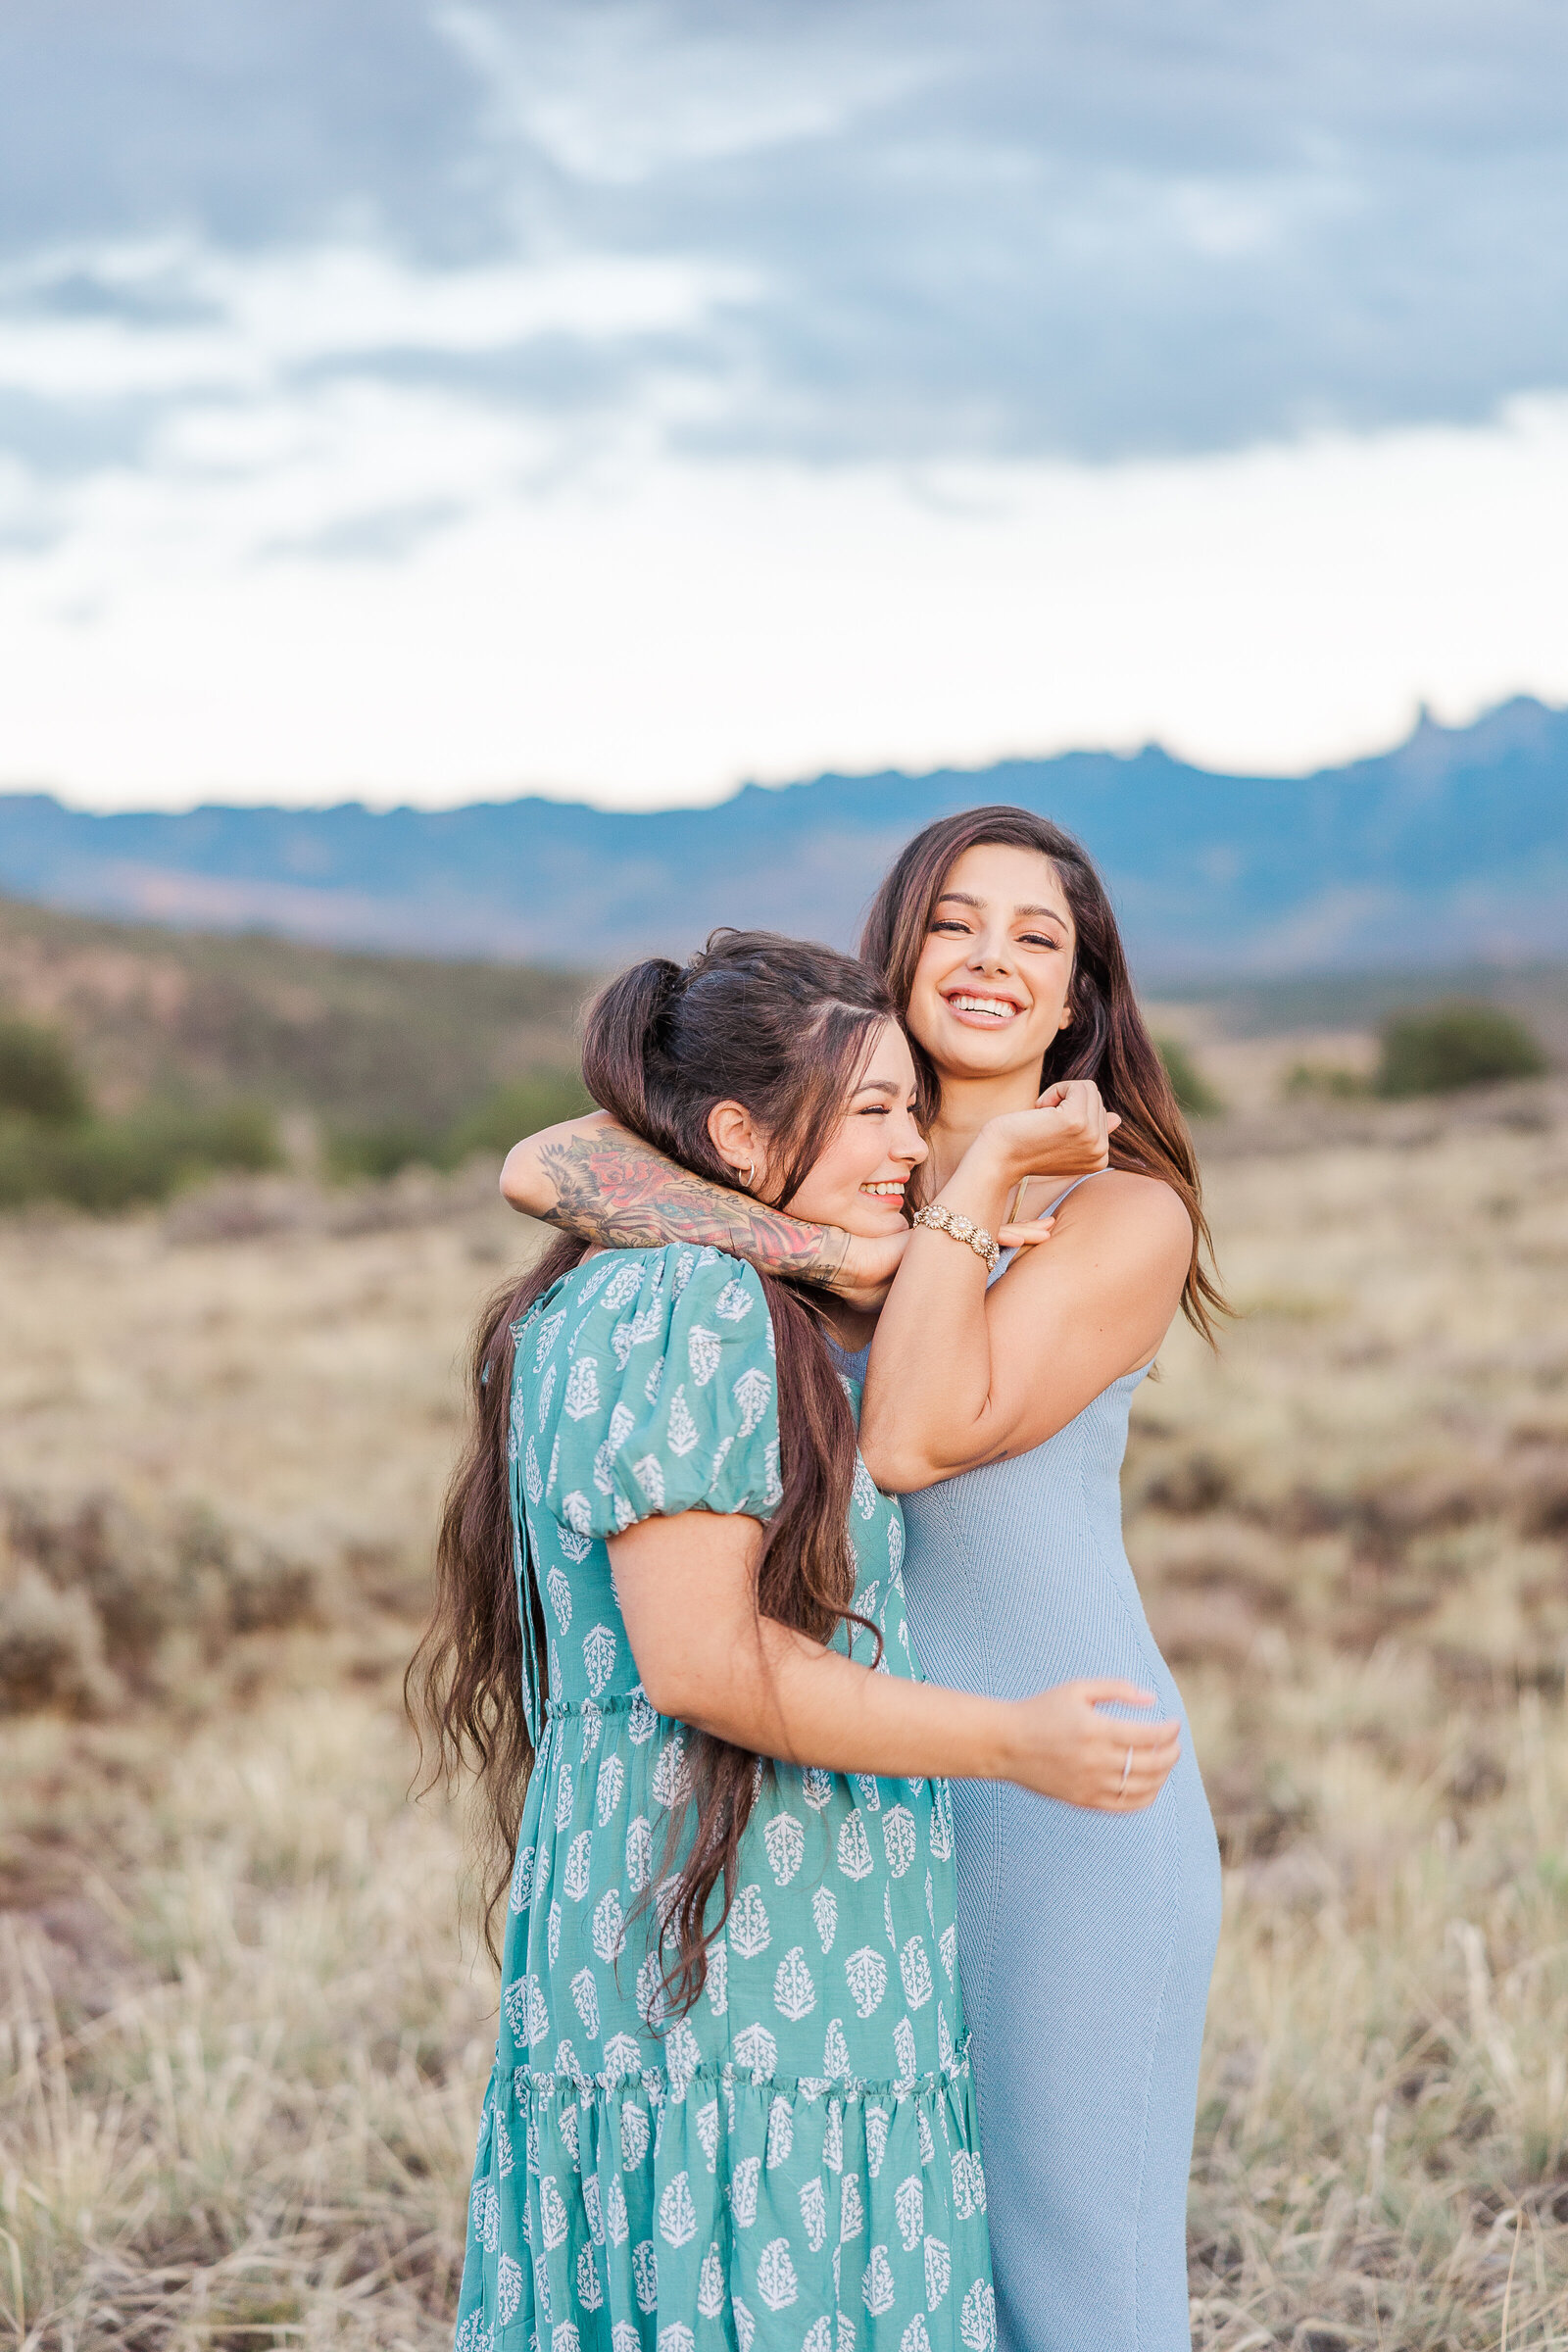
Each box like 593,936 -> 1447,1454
996,1211 -> 1057,1250
1001,1679 -> 1180,1810
820,1225 -> 909,1310
978,1079 -> 1120,1192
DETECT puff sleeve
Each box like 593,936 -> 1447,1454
536,1246 -> 782,1542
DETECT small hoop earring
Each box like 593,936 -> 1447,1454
743,1162 -> 756,1189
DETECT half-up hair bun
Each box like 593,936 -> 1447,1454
580,956 -> 685,1136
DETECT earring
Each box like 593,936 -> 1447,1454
743,1162 -> 757,1188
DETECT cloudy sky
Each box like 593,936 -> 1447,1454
3,0 -> 1566,808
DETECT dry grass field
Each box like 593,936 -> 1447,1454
4,1076 -> 1568,2350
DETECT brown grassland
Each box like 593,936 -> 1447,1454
3,1070 -> 1568,2350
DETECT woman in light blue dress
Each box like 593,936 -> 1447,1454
846,811 -> 1226,2352
503,811 -> 1227,2352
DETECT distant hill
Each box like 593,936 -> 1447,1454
1,696 -> 1565,975
4,893 -> 1563,1154
0,897 -> 588,1136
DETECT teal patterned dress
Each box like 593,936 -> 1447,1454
454,1245 -> 996,2352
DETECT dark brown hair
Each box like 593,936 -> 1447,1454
411,931 -> 892,2008
860,805 -> 1227,1340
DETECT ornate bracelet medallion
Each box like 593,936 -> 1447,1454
910,1201 -> 1001,1274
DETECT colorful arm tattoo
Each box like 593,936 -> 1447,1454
536,1125 -> 853,1288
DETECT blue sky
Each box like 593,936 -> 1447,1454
2,0 -> 1566,807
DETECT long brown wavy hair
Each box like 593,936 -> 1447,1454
860,805 -> 1227,1341
411,931 -> 890,2009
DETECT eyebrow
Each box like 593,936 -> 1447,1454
935,891 -> 1069,923
853,1078 -> 903,1097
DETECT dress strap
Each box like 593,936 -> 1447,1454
1040,1168 -> 1110,1218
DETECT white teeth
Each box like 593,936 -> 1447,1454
948,995 -> 1017,1019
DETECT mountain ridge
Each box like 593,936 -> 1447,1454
2,696 -> 1564,977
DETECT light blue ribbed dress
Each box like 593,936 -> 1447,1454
840,1183 -> 1222,2352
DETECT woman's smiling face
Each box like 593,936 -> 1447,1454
779,1018 -> 928,1237
906,842 -> 1077,1082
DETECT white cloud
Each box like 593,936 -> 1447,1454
1,0 -> 1565,810
5,0 -> 1566,466
0,235 -> 746,403
3,391 -> 1564,808
439,0 -> 939,186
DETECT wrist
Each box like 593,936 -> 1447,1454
934,1139 -> 1014,1231
970,1119 -> 1032,1189
957,1696 -> 1025,1782
911,1200 -> 1000,1277
805,1225 -> 853,1291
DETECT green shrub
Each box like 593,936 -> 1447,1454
322,1121 -> 440,1184
154,1101 -> 281,1173
0,1099 -> 282,1212
0,1016 -> 89,1123
322,1070 -> 592,1185
0,1006 -> 281,1210
1283,1061 -> 1372,1101
1374,1002 -> 1549,1099
439,1070 -> 594,1168
1154,1037 -> 1224,1119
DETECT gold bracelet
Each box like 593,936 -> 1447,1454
910,1202 -> 1001,1274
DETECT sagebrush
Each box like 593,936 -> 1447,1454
3,1084 -> 1567,2348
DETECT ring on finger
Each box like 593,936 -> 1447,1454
1118,1745 -> 1133,1793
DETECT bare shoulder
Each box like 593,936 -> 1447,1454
1070,1166 -> 1190,1230
1062,1166 -> 1191,1245
990,1168 -> 1191,1393
1028,1168 -> 1192,1274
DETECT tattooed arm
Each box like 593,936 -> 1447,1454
501,1112 -> 895,1297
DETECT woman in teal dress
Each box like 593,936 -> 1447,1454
416,932 -> 1179,2352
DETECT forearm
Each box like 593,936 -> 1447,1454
502,1117 -> 850,1285
862,1162 -> 1193,1490
665,1615 -> 1020,1783
612,1516 -> 1180,1812
858,1146 -> 1015,1486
